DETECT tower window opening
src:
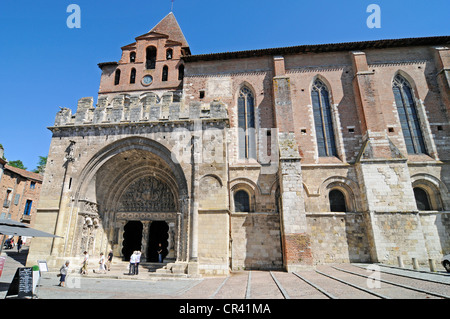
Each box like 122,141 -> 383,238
146,46 -> 157,69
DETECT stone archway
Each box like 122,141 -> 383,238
71,137 -> 190,264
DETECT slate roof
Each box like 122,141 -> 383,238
183,36 -> 450,62
149,12 -> 189,48
4,164 -> 43,182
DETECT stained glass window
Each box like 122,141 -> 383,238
311,79 -> 337,157
392,75 -> 427,154
238,87 -> 256,159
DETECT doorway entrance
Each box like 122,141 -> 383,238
122,221 -> 143,261
147,221 -> 169,262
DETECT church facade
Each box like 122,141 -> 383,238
27,13 -> 450,275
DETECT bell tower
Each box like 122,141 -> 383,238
97,12 -> 190,96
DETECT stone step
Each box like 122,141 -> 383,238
140,262 -> 170,272
110,260 -> 180,273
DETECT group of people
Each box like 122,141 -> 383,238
58,245 -> 165,286
59,250 -> 114,287
128,250 -> 142,275
84,250 -> 114,274
3,236 -> 23,252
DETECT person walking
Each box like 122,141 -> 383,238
58,261 -> 70,287
96,252 -> 106,273
106,250 -> 113,271
81,251 -> 89,275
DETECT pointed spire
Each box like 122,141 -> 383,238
149,12 -> 189,48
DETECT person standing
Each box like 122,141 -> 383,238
129,251 -> 136,275
59,261 -> 70,287
157,243 -> 163,263
135,251 -> 141,275
17,236 -> 23,253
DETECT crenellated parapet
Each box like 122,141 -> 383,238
53,92 -> 228,127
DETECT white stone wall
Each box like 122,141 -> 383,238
357,161 -> 417,213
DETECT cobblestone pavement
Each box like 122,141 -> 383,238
1,246 -> 449,301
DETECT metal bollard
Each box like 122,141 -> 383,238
412,258 -> 419,270
428,259 -> 436,272
397,256 -> 404,268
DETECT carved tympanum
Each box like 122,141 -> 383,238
118,176 -> 176,212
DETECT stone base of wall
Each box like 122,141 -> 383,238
419,211 -> 450,260
198,211 -> 229,275
230,213 -> 283,271
198,263 -> 229,276
368,211 -> 429,265
282,233 -> 313,271
307,213 -> 371,264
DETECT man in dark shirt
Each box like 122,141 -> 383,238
106,250 -> 113,271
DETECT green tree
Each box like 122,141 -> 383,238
8,160 -> 27,170
0,143 -> 5,160
33,156 -> 47,174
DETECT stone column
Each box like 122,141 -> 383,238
277,133 -> 312,271
167,221 -> 176,259
51,140 -> 76,257
188,124 -> 201,274
141,221 -> 150,261
272,58 -> 312,271
116,220 -> 126,258
177,196 -> 189,262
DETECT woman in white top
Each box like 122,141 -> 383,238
97,252 -> 106,273
129,251 -> 136,275
59,261 -> 70,287
135,251 -> 141,275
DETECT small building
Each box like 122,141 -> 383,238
0,164 -> 43,245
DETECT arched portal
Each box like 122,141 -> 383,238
147,221 -> 169,262
71,137 -> 189,263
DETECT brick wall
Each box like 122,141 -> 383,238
0,166 -> 42,226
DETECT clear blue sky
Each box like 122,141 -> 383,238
0,0 -> 448,171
